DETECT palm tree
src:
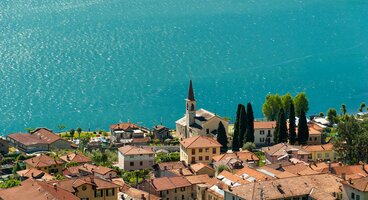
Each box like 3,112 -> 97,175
70,129 -> 75,139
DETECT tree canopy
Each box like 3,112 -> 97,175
245,103 -> 255,143
294,93 -> 309,117
289,102 -> 297,145
262,94 -> 282,121
217,121 -> 228,153
297,110 -> 309,145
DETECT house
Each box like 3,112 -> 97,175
17,168 -> 55,181
110,122 -> 147,145
233,166 -> 274,182
120,181 -> 161,200
180,135 -> 221,165
0,137 -> 9,155
140,176 -> 194,200
118,145 -> 155,171
60,152 -> 92,164
78,163 -> 118,179
176,80 -> 229,138
321,164 -> 368,180
0,178 -> 79,200
189,163 -> 215,177
306,124 -> 323,145
7,128 -> 74,153
303,143 -> 338,162
253,121 -> 276,146
131,137 -> 151,146
25,154 -> 65,174
153,125 -> 171,141
224,174 -> 343,200
262,143 -> 310,163
153,161 -> 188,177
342,177 -> 368,200
53,175 -> 120,200
212,150 -> 260,169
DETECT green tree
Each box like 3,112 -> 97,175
12,162 -> 23,174
242,142 -> 256,151
245,103 -> 255,143
77,127 -> 82,140
297,110 -> 309,145
359,102 -> 366,112
275,108 -> 288,143
341,104 -> 347,115
327,108 -> 338,125
238,104 -> 247,147
216,165 -> 231,174
332,116 -> 368,164
0,178 -> 21,189
217,122 -> 228,153
289,102 -> 297,145
294,93 -> 309,117
70,129 -> 75,139
65,161 -> 79,168
262,94 -> 282,120
319,112 -> 324,117
232,104 -> 242,152
281,93 -> 293,119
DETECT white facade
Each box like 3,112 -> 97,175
118,151 -> 154,171
254,121 -> 276,146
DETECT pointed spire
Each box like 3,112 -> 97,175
187,80 -> 195,101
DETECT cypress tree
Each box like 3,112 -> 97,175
245,103 -> 255,143
217,121 -> 228,153
275,108 -> 288,143
232,104 -> 242,151
289,102 -> 297,145
238,104 -> 247,147
298,110 -> 309,145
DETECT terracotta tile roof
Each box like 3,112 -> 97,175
54,176 -> 119,192
155,161 -> 186,170
31,128 -> 61,144
122,185 -> 161,200
131,137 -> 151,143
258,166 -> 297,179
169,168 -> 194,176
180,135 -> 222,148
185,174 -> 215,185
60,152 -> 91,163
309,162 -> 341,172
262,143 -> 310,157
79,163 -> 115,175
212,150 -> 259,162
118,145 -> 155,155
303,143 -> 334,152
228,174 -> 342,200
190,163 -> 214,173
151,176 -> 192,191
234,167 -> 274,181
63,166 -> 81,176
342,177 -> 368,192
254,121 -> 276,129
322,164 -> 368,179
217,170 -> 248,185
17,168 -> 54,181
282,163 -> 321,176
25,154 -> 65,168
7,133 -> 48,146
0,178 -> 79,200
110,122 -> 139,131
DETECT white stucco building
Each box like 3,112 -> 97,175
254,121 -> 276,146
176,80 -> 229,138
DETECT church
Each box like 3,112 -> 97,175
176,80 -> 229,138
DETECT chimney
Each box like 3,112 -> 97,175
53,183 -> 57,191
349,178 -> 353,184
141,194 -> 146,200
328,161 -> 332,173
342,173 -> 346,180
179,168 -> 183,175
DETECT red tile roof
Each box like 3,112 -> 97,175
151,176 -> 192,191
254,121 -> 276,129
303,143 -> 334,152
342,177 -> 368,192
118,145 -> 155,155
7,128 -> 69,147
25,154 -> 65,168
110,122 -> 139,131
212,150 -> 259,162
0,178 -> 79,200
79,163 -> 115,175
54,176 -> 119,192
180,136 -> 222,148
60,152 -> 92,163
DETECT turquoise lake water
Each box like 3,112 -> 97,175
1,0 -> 368,134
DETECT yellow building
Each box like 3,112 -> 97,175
180,135 -> 221,165
25,154 -> 65,174
303,143 -> 338,162
55,176 -> 119,200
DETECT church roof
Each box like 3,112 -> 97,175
187,80 -> 195,101
176,109 -> 217,127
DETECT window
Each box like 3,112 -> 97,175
309,137 -> 312,141
260,130 -> 265,135
206,129 -> 209,134
140,161 -> 143,166
82,185 -> 87,191
81,198 -> 89,200
205,156 -> 209,160
212,148 -> 216,154
199,148 -> 203,153
205,148 -> 209,152
315,137 -> 317,141
351,192 -> 355,199
325,153 -> 330,158
95,190 -> 103,197
191,157 -> 195,163
129,155 -> 134,158
356,194 -> 360,200
149,154 -> 153,157
106,189 -> 114,196
192,149 -> 195,155
300,155 -> 304,159
182,194 -> 185,199
260,138 -> 265,142
130,162 -> 134,166
199,156 -> 202,161
167,190 -> 169,194
175,188 -> 177,193
181,187 -> 185,191
308,155 -> 312,159
317,153 -> 322,158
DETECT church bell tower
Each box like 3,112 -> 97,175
185,80 -> 196,128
